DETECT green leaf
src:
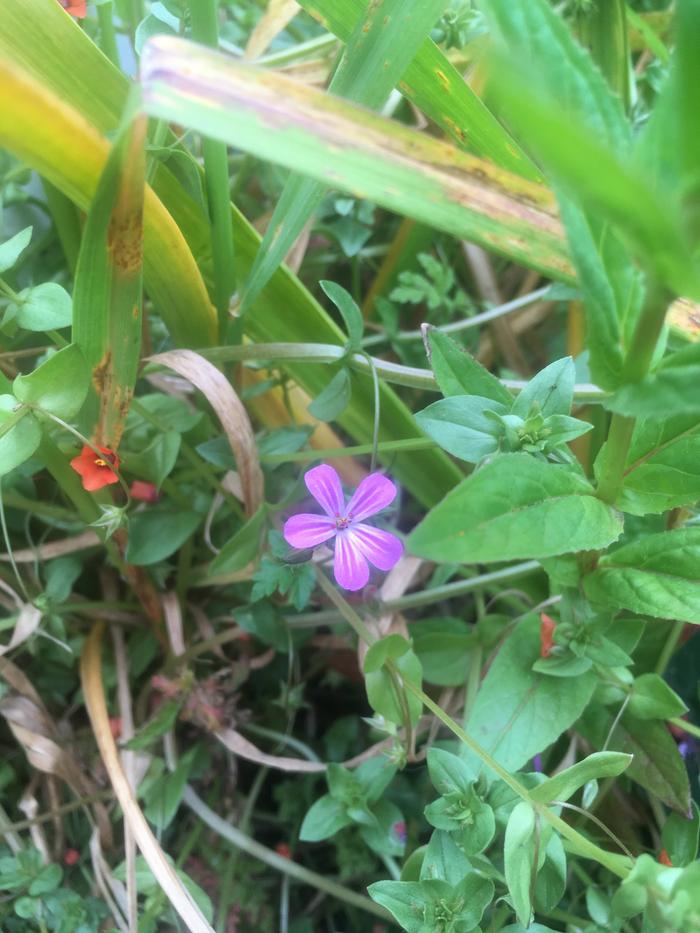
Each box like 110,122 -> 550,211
0,225 -> 31,273
320,281 -> 363,349
125,698 -> 183,750
662,802 -> 700,867
480,0 -> 630,154
415,395 -> 506,463
504,801 -> 537,927
618,414 -> 700,515
618,715 -> 691,814
673,0 -> 700,243
464,614 -> 596,773
606,345 -> 700,418
529,752 -> 632,805
359,798 -> 406,857
512,358 -> 575,419
411,617 -> 475,687
365,643 -> 423,728
356,756 -> 398,804
420,830 -> 473,885
534,832 -> 566,915
0,395 -> 42,476
299,794 -> 352,842
13,344 -> 89,419
367,881 -> 432,933
14,283 -> 72,331
427,747 -> 478,796
428,330 -> 513,404
209,505 -> 268,576
628,673 -> 688,721
125,508 -> 202,565
143,749 -> 195,830
584,528 -> 700,624
28,863 -> 62,896
307,367 -> 352,422
137,430 -> 181,487
408,454 -> 623,563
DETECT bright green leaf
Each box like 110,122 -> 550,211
14,282 -> 72,331
13,344 -> 89,419
0,395 -> 42,476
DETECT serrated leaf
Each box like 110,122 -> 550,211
13,344 -> 89,419
584,528 -> 700,624
408,454 -> 623,564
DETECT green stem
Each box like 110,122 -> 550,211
670,717 -> 700,740
200,342 -> 608,401
188,0 -> 236,337
386,561 -> 540,612
596,280 -> 672,505
182,786 -> 390,921
261,436 -> 436,464
97,1 -> 121,68
655,621 -> 686,675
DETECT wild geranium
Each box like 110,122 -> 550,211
283,464 -> 403,591
70,444 -> 120,492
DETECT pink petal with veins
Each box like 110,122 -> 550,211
304,463 -> 345,517
283,513 -> 336,549
350,524 -> 404,572
346,473 -> 397,522
334,532 -> 369,591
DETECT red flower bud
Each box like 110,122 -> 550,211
63,848 -> 80,866
540,613 -> 557,659
58,0 -> 87,17
659,848 -> 673,866
70,445 -> 120,492
275,843 -> 292,859
109,717 -> 122,740
130,481 -> 160,503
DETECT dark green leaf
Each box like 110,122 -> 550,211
420,830 -> 472,885
125,698 -> 183,751
209,506 -> 268,576
662,802 -> 700,867
411,617 -> 475,687
125,508 -> 202,565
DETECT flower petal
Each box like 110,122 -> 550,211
346,473 -> 397,522
334,531 -> 369,591
283,514 -> 336,550
304,464 -> 345,517
350,524 -> 404,572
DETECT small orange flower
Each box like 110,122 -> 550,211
130,480 -> 160,503
540,613 -> 557,659
58,0 -> 87,17
70,445 -> 120,492
659,848 -> 673,866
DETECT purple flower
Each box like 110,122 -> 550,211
283,464 -> 403,591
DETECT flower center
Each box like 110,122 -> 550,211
94,458 -> 108,467
335,515 -> 351,530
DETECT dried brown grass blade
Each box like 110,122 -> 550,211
81,622 -> 215,933
149,350 -> 263,516
0,531 -> 100,563
243,0 -> 300,60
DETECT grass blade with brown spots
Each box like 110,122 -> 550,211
73,102 -> 146,448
